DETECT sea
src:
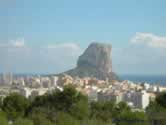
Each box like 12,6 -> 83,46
119,75 -> 166,86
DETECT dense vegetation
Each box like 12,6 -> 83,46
0,85 -> 166,125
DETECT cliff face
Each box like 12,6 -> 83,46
77,42 -> 112,73
64,42 -> 118,81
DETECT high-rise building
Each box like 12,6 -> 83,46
2,72 -> 13,85
123,90 -> 150,109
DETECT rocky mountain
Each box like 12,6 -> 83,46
61,43 -> 118,80
62,42 -> 118,81
77,42 -> 112,73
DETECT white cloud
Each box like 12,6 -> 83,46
47,43 -> 80,50
131,32 -> 166,49
112,32 -> 166,75
46,43 -> 83,57
10,38 -> 25,47
0,40 -> 83,74
47,43 -> 81,51
0,38 -> 25,48
1,35 -> 166,75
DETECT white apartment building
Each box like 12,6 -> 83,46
97,90 -> 123,103
40,77 -> 51,88
123,90 -> 150,109
20,88 -> 31,98
50,76 -> 59,87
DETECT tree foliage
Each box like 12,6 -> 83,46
156,92 -> 166,108
1,86 -> 165,125
2,93 -> 30,119
56,112 -> 79,125
13,118 -> 34,125
28,85 -> 89,120
0,111 -> 8,125
146,92 -> 166,125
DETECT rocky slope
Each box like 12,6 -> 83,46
63,42 -> 118,81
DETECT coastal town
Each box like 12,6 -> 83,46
1,73 -> 166,110
1,0 -> 166,124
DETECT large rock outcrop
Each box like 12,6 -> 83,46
63,42 -> 118,81
77,42 -> 112,73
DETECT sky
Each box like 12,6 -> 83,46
1,0 -> 166,75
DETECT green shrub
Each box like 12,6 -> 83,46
13,118 -> 33,125
0,112 -> 8,125
56,112 -> 79,125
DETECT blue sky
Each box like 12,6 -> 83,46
1,0 -> 166,75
